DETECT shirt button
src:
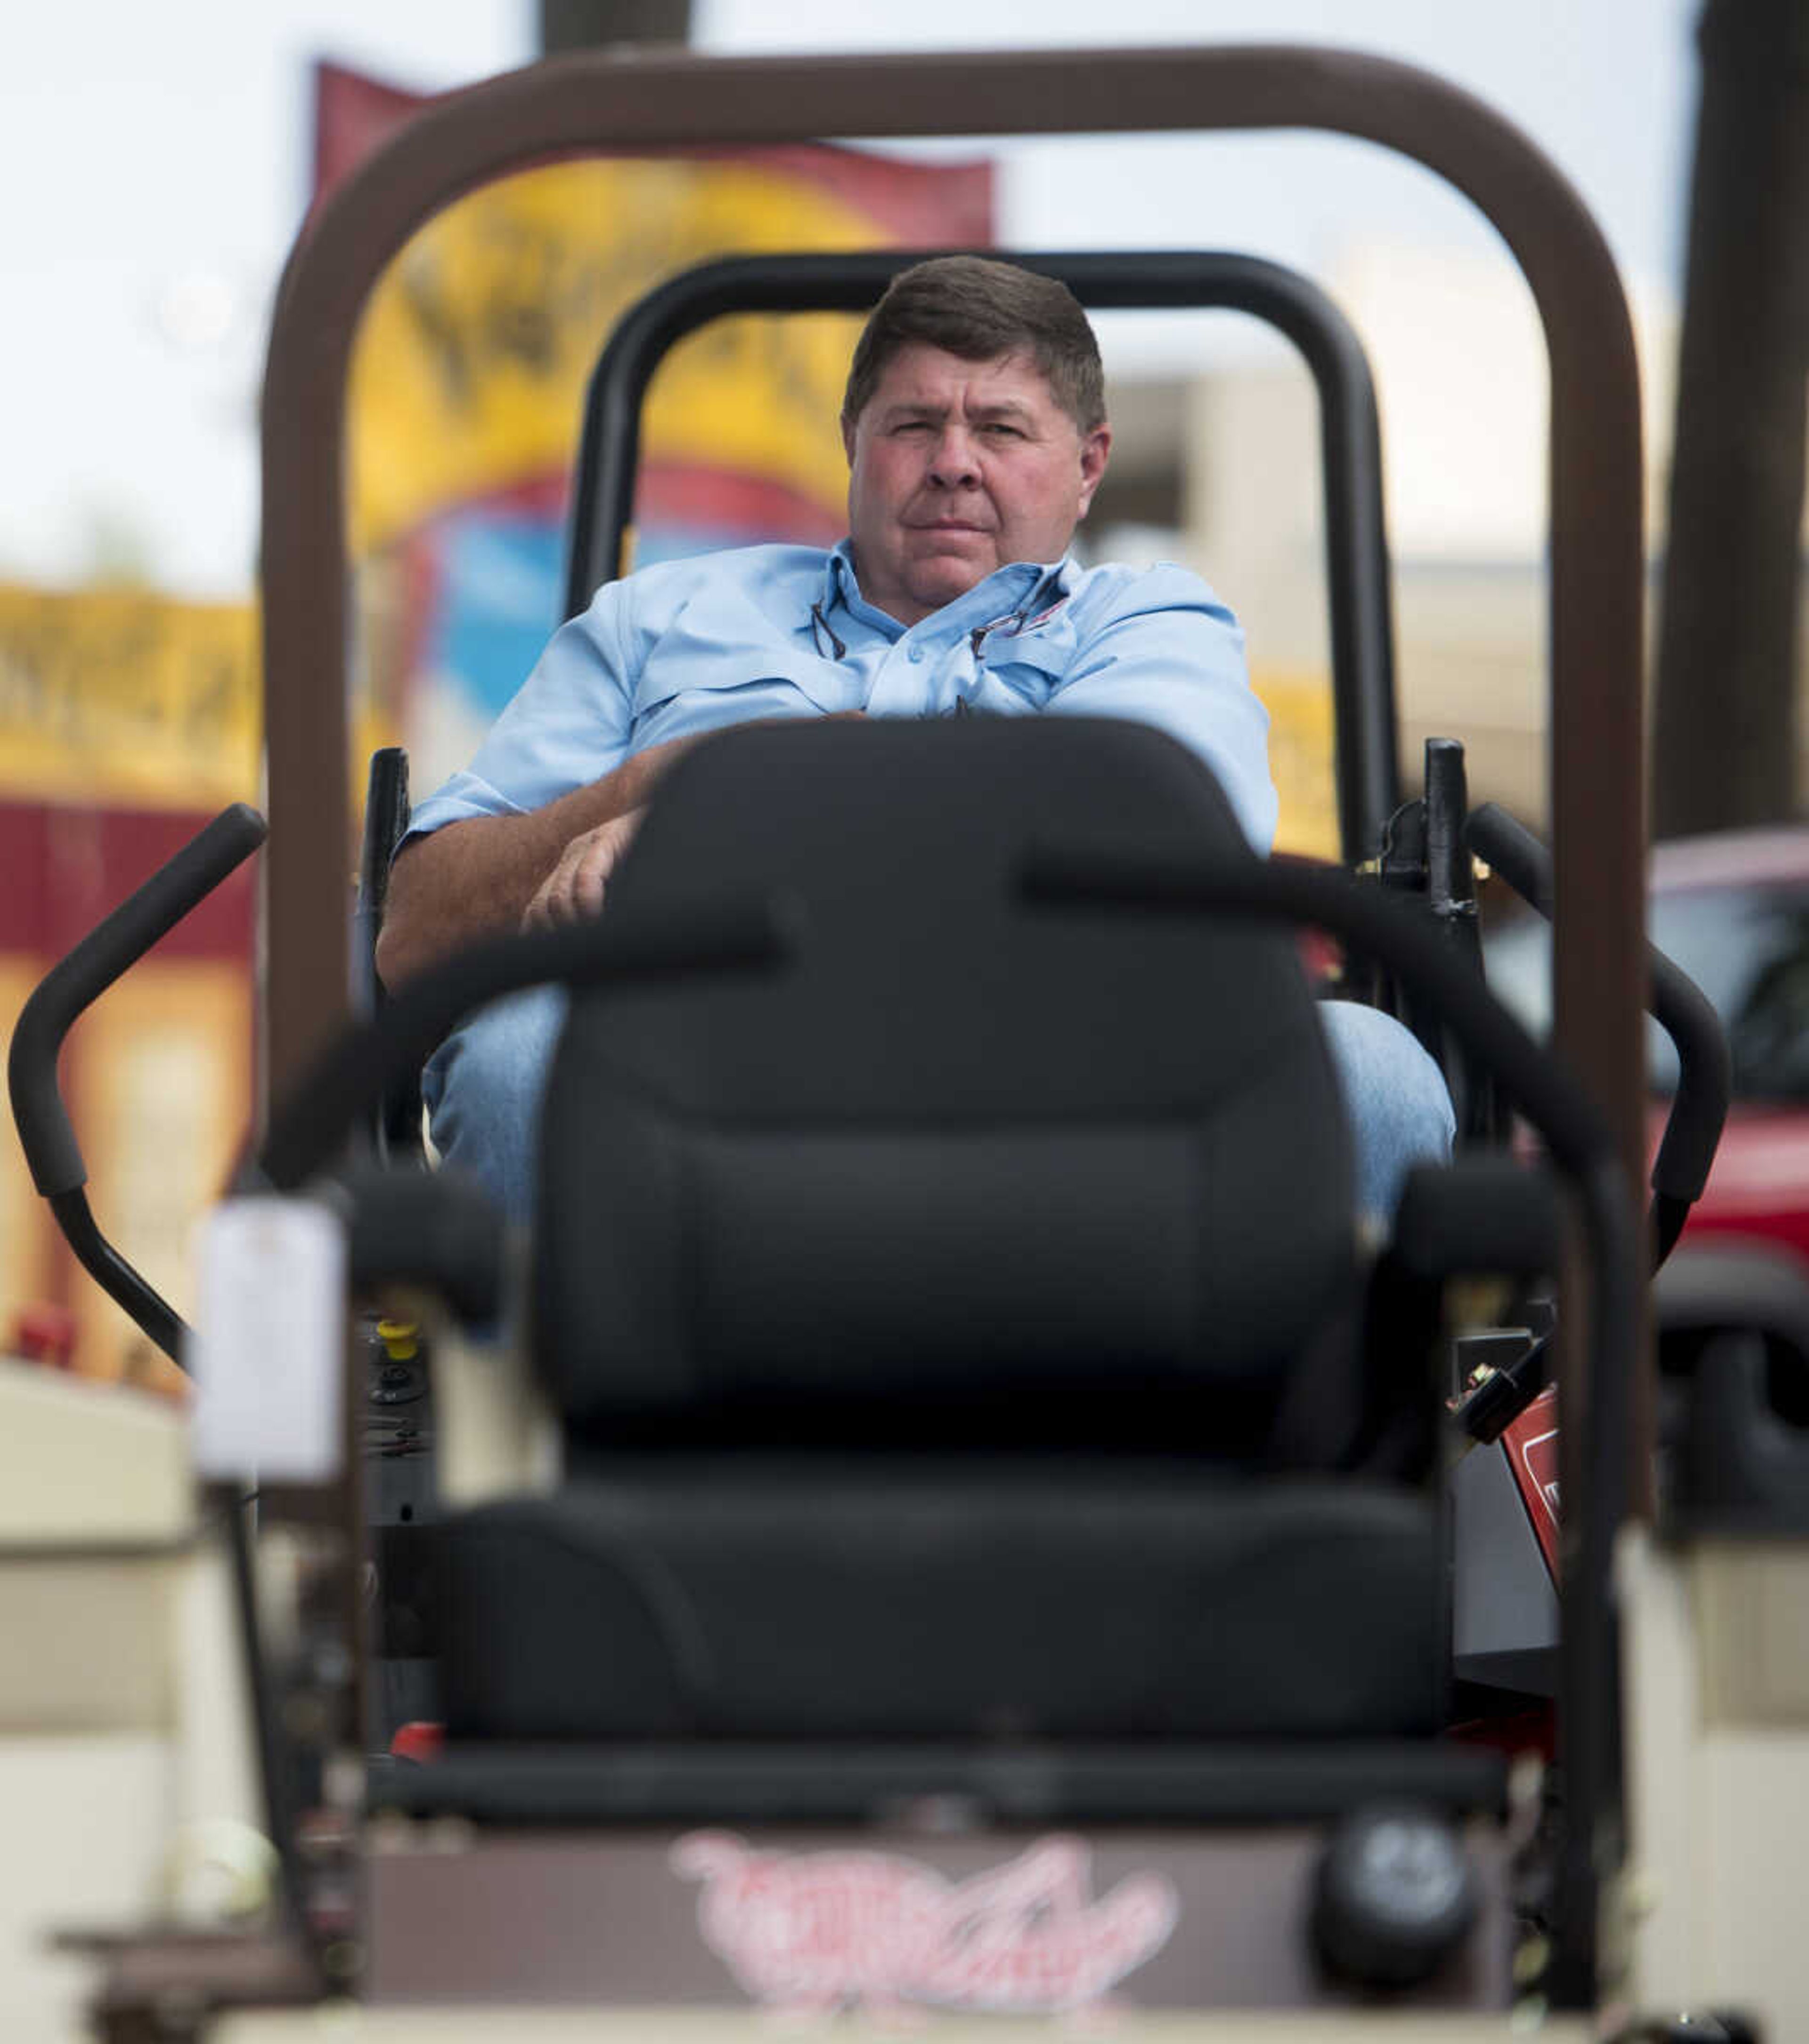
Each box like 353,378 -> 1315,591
907,644 -> 924,664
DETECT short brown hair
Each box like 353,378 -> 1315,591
842,256 -> 1107,434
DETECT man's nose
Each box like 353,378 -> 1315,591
926,426 -> 981,486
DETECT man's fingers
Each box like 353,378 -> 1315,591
522,842 -> 582,931
520,871 -> 558,931
570,836 -> 614,920
521,808 -> 647,933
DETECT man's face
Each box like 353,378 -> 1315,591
841,343 -> 1111,627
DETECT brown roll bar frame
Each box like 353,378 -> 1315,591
259,43 -> 1647,1466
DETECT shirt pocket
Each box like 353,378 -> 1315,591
630,627 -> 856,724
978,621 -> 1080,708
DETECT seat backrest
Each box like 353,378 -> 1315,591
534,717 -> 1357,1457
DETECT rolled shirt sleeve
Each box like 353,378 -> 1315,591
401,546 -> 849,847
402,578 -> 641,843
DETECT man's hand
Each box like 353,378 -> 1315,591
378,736 -> 694,987
378,717 -> 865,989
522,808 -> 646,931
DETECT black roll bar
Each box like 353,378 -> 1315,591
564,249 -> 1401,866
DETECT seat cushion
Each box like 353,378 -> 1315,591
437,1459 -> 1443,1744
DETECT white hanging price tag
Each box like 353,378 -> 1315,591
187,1197 -> 346,1482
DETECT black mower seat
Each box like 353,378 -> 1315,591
440,1462 -> 1441,1743
432,719 -> 1447,1774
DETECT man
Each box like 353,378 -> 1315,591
378,256 -> 1452,1221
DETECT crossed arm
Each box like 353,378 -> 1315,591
376,713 -> 866,987
374,733 -> 691,988
376,563 -> 1270,989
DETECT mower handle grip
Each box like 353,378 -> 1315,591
8,803 -> 267,1197
1466,800 -> 1730,1206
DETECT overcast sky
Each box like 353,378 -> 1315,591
2,0 -> 1701,595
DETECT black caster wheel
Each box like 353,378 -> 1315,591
1311,1800 -> 1479,1990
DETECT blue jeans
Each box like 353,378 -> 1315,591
423,992 -> 1454,1230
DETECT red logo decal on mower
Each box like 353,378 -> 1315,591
672,1830 -> 1177,2020
1503,1384 -> 1562,1578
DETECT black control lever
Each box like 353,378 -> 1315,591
1466,801 -> 1731,1270
6,803 -> 268,1361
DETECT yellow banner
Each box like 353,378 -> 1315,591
0,583 -> 259,809
350,157 -> 925,555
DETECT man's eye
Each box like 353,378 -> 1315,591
982,423 -> 1025,439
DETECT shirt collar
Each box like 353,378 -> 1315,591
823,540 -> 1078,643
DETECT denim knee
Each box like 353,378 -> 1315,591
1316,999 -> 1456,1224
420,985 -> 567,1224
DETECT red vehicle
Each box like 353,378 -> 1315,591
1458,826 -> 1806,1612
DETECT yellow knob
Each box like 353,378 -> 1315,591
375,1317 -> 419,1362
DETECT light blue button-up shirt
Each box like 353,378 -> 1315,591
408,540 -> 1278,853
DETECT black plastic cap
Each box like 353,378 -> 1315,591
1310,1800 -> 1479,1990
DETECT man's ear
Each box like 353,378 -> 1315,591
1076,424 -> 1112,519
840,412 -> 858,465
